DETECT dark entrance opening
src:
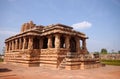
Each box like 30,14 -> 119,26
21,38 -> 23,49
60,36 -> 65,48
52,36 -> 55,48
43,37 -> 48,49
33,37 -> 39,49
25,38 -> 29,49
70,37 -> 76,52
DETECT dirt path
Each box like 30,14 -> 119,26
0,62 -> 120,79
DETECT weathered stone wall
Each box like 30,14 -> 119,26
100,54 -> 120,60
4,49 -> 40,66
40,48 -> 58,68
40,48 -> 69,68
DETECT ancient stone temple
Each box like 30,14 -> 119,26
4,21 -> 101,70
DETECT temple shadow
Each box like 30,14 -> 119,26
0,68 -> 12,72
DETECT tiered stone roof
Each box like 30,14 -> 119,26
5,21 -> 88,42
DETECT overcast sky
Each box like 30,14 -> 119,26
0,0 -> 120,54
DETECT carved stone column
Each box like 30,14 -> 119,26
82,39 -> 87,54
76,37 -> 80,53
55,34 -> 60,48
83,39 -> 86,49
12,40 -> 15,50
28,36 -> 33,50
22,37 -> 26,50
48,36 -> 52,48
6,42 -> 9,52
15,39 -> 18,50
11,41 -> 13,50
5,42 -> 8,52
10,40 -> 14,50
65,35 -> 70,49
8,42 -> 10,51
7,42 -> 9,51
9,42 -> 11,50
19,38 -> 22,49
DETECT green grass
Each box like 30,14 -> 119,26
101,59 -> 120,66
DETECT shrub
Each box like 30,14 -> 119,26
101,59 -> 120,66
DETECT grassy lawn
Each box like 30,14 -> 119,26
101,59 -> 120,66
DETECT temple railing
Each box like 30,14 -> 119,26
66,52 -> 100,61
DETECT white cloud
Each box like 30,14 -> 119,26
0,30 -> 17,36
71,21 -> 92,30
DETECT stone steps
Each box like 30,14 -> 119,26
58,58 -> 66,69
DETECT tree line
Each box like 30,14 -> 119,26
94,48 -> 120,54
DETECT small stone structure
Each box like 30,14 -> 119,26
4,21 -> 101,70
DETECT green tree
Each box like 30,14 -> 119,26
2,47 -> 5,55
94,51 -> 99,54
118,51 -> 120,54
100,48 -> 107,54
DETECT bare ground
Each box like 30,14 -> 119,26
0,62 -> 120,79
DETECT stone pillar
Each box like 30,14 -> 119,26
7,43 -> 9,51
82,39 -> 87,54
19,38 -> 22,49
76,37 -> 80,53
28,36 -> 33,50
5,42 -> 8,52
9,42 -> 11,50
15,39 -> 18,50
6,42 -> 9,52
8,41 -> 10,51
65,35 -> 70,49
12,40 -> 15,50
83,39 -> 86,49
11,42 -> 12,50
22,37 -> 26,50
55,34 -> 60,48
11,41 -> 13,50
6,42 -> 8,52
48,36 -> 52,48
